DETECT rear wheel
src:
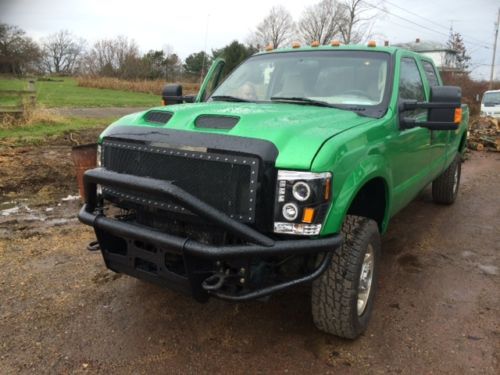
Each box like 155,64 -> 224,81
311,215 -> 380,339
432,154 -> 461,204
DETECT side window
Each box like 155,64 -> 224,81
399,57 -> 425,101
422,61 -> 440,87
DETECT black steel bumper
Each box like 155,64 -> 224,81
78,168 -> 343,301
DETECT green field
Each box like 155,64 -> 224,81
0,77 -> 159,108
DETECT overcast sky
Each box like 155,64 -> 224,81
1,0 -> 498,79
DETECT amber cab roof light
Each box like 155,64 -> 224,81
330,39 -> 341,47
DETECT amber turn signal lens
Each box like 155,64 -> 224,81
324,178 -> 331,200
454,108 -> 462,124
302,208 -> 315,224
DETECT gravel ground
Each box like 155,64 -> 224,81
0,147 -> 498,374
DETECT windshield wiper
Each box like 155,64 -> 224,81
211,95 -> 251,103
270,96 -> 368,115
271,96 -> 340,108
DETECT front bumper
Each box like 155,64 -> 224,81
78,168 -> 342,301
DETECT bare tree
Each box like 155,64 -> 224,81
0,23 -> 41,75
298,0 -> 345,45
82,36 -> 140,77
337,0 -> 381,44
42,30 -> 85,74
254,6 -> 296,49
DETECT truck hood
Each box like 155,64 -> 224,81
104,102 -> 374,170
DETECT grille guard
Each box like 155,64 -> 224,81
78,167 -> 343,300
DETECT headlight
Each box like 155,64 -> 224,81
96,144 -> 102,167
292,181 -> 311,201
96,144 -> 102,196
282,203 -> 299,221
274,170 -> 332,236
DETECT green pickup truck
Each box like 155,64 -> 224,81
78,43 -> 468,339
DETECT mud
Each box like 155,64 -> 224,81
0,145 -> 498,374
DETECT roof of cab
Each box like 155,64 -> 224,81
255,44 -> 401,55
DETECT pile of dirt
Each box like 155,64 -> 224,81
0,127 -> 103,205
468,116 -> 500,151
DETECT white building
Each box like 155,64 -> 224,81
394,38 -> 460,73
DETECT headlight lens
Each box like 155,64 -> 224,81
96,144 -> 102,196
96,144 -> 102,167
274,170 -> 332,236
282,202 -> 299,221
292,181 -> 311,201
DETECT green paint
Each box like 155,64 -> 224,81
99,45 -> 469,236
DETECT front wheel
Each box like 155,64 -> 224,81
311,215 -> 381,339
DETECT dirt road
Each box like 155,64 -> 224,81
0,141 -> 498,374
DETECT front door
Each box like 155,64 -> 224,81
388,55 -> 433,214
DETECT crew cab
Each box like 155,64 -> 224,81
78,43 -> 468,339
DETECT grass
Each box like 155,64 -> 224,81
0,116 -> 113,145
76,76 -> 199,96
0,77 -> 160,108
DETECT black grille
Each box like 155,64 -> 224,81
143,110 -> 173,124
102,139 -> 259,222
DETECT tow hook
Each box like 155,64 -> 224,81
202,273 -> 228,291
201,267 -> 247,292
86,240 -> 100,251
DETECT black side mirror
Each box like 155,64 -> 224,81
161,84 -> 195,105
400,86 -> 462,130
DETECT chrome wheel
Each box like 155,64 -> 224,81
357,244 -> 374,316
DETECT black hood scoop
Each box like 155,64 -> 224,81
195,115 -> 239,129
143,110 -> 173,124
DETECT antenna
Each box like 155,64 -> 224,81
490,9 -> 500,88
200,14 -> 210,85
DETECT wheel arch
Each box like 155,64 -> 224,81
322,161 -> 392,235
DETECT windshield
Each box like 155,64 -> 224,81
482,92 -> 500,106
210,50 -> 392,117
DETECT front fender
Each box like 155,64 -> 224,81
320,154 -> 393,235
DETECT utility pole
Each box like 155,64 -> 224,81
489,8 -> 500,89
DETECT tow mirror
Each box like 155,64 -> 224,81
161,84 -> 195,105
400,86 -> 462,130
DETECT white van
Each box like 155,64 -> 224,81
480,90 -> 500,118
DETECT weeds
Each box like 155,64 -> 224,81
76,76 -> 199,95
0,104 -> 63,129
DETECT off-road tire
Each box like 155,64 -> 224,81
432,153 -> 461,205
311,215 -> 380,339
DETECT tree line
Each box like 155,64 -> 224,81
0,0 -> 472,80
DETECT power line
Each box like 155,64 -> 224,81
361,0 -> 490,50
382,0 -> 489,47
